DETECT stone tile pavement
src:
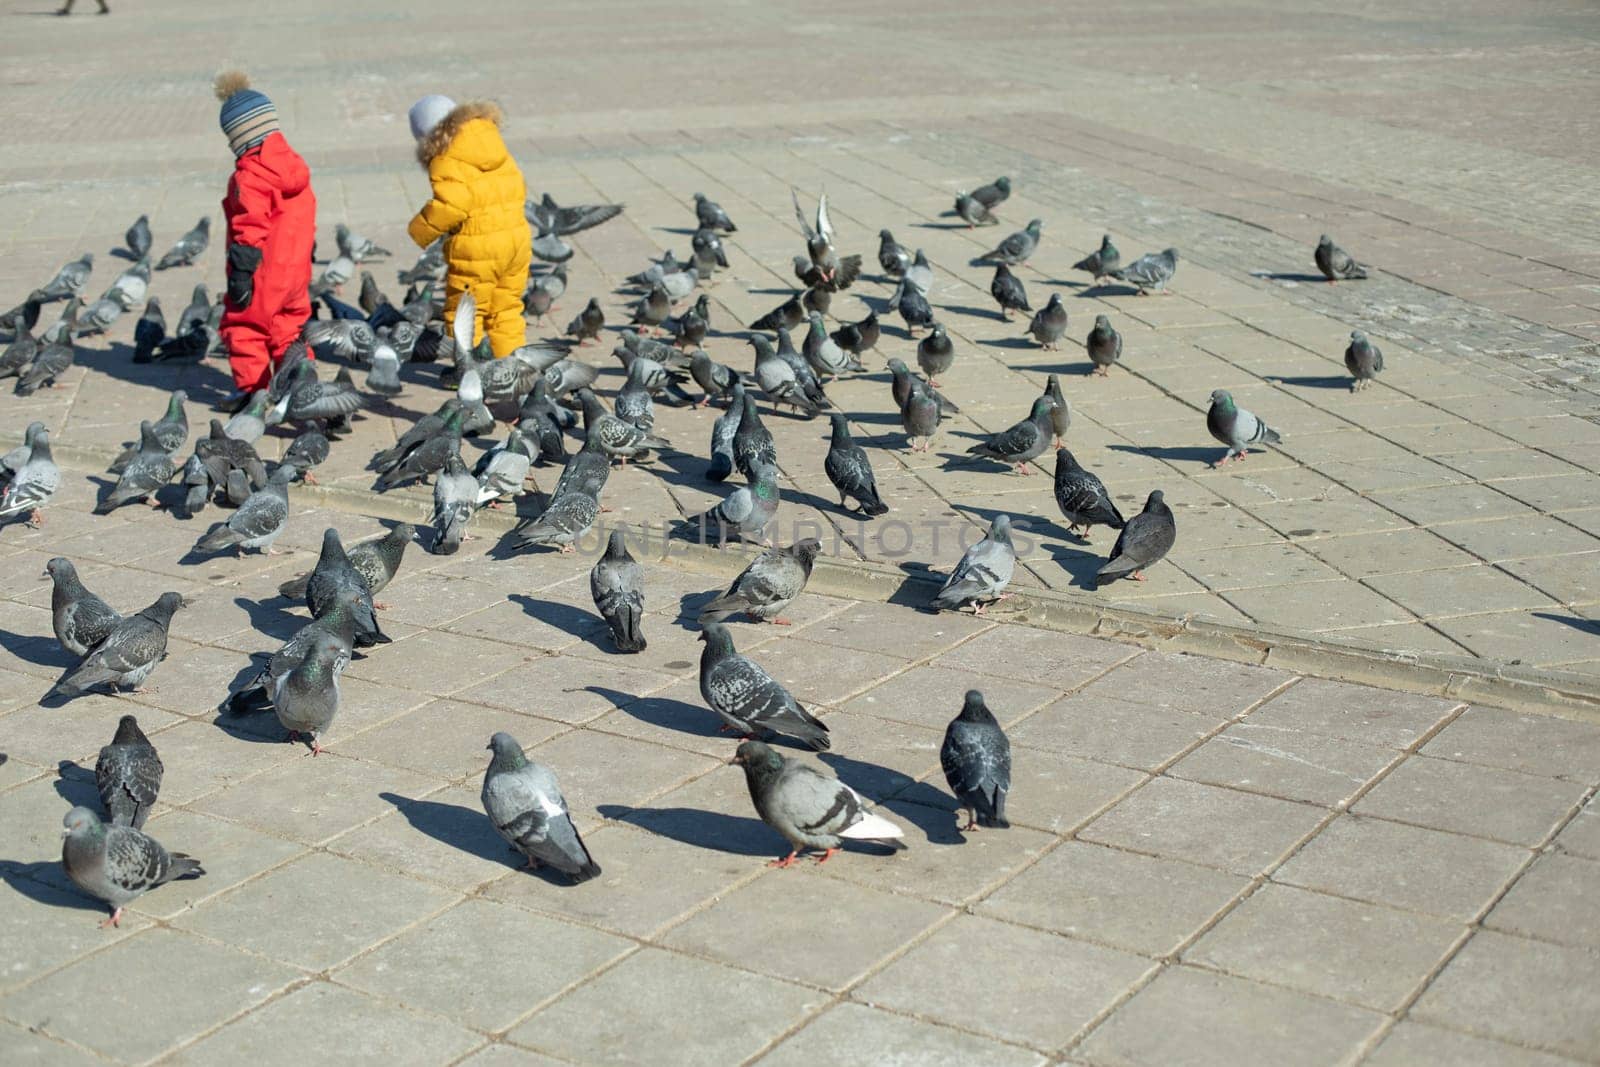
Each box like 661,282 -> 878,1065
2,494 -> 1599,1065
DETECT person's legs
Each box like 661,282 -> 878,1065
268,281 -> 313,370
487,249 -> 530,357
222,325 -> 273,393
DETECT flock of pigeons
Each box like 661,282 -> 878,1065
1,174 -> 1383,926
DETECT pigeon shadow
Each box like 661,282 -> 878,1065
675,588 -> 719,624
912,220 -> 980,231
1108,443 -> 1221,465
593,688 -> 728,743
375,791 -> 553,875
653,226 -> 701,237
978,336 -> 1040,351
232,595 -> 308,643
0,625 -> 76,670
1532,612 -> 1600,636
1271,375 -> 1352,391
942,303 -> 1007,323
1077,283 -> 1140,298
73,340 -> 235,399
1254,272 -> 1330,284
212,698 -> 291,745
0,863 -> 104,912
53,761 -> 96,805
607,803 -> 776,857
885,796 -> 968,847
507,593 -> 607,639
109,247 -> 140,262
817,749 -> 945,809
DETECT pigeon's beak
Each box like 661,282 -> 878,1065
726,754 -> 742,766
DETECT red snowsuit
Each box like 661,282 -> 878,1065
220,132 -> 317,392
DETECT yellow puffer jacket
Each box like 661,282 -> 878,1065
407,102 -> 531,355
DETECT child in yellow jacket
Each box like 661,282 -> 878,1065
407,96 -> 530,357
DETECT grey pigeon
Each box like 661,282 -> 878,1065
751,335 -> 821,416
803,312 -> 858,379
50,592 -> 184,697
749,291 -> 805,333
125,215 -> 152,260
155,217 -> 209,270
272,630 -> 349,754
303,319 -> 378,363
941,690 -> 1011,831
0,307 -> 41,380
900,378 -> 941,454
222,390 -> 268,445
374,405 -> 464,489
474,432 -> 533,508
1315,235 -> 1368,282
195,419 -> 268,493
223,585 -> 369,718
266,359 -> 365,427
591,530 -> 647,653
675,295 -> 710,348
2,420 -> 46,487
877,230 -> 910,277
954,192 -> 997,228
630,283 -> 671,333
576,388 -> 670,464
335,222 -> 390,262
95,715 -> 163,829
1207,389 -> 1282,466
831,310 -> 880,358
365,340 -> 403,397
1111,248 -> 1178,294
731,741 -> 903,866
1043,374 -> 1072,446
658,265 -> 698,302
110,390 -> 187,475
526,194 -> 625,238
1053,448 -> 1125,539
194,464 -> 294,557
892,278 -> 934,335
685,462 -> 779,545
699,623 -> 829,749
904,249 -> 934,297
966,396 -> 1054,473
429,447 -> 478,555
61,806 -> 201,927
707,384 -> 742,483
371,401 -> 462,479
1028,293 -> 1068,349
0,426 -> 59,526
305,528 -> 389,647
398,240 -> 446,284
916,323 -> 955,385
971,175 -> 1012,210
990,263 -> 1031,320
566,297 -> 605,345
614,361 -> 657,432
773,329 -> 831,411
514,487 -> 600,553
176,284 -> 210,338
699,538 -> 820,625
550,435 -> 611,501
223,468 -> 253,508
47,557 -> 122,657
180,454 -> 213,518
482,732 -> 601,882
888,358 -> 959,414
95,421 -> 175,513
131,297 -> 166,363
1086,314 -> 1122,376
1098,490 -> 1176,585
1072,235 -> 1121,285
337,523 -> 417,605
691,348 -> 740,408
309,254 -> 356,296
824,413 -> 889,516
732,393 -> 778,480
1345,330 -> 1384,391
802,282 -> 832,319
37,253 -> 93,302
15,299 -> 77,396
933,514 -> 1016,614
978,219 -> 1042,266
693,192 -> 737,233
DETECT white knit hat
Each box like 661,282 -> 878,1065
408,95 -> 457,141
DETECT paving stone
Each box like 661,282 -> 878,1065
1274,814 -> 1528,921
1010,695 -> 1216,771
1364,1021 -> 1584,1067
334,699 -> 567,779
1081,776 -> 1326,876
837,664 -> 1063,730
978,841 -> 1249,956
1412,930 -> 1600,1061
1421,705 -> 1600,783
936,626 -> 1139,690
1169,723 -> 1399,806
337,899 -> 632,1032
1353,755 -> 1587,846
131,809 -> 305,920
1483,853 -> 1600,949
0,1022 -> 103,1066
192,752 -> 444,845
1554,797 -> 1600,861
0,928 -> 300,1063
1074,965 -> 1383,1067
327,783 -> 514,892
761,1002 -> 1047,1067
0,876 -> 153,995
1075,650 -> 1291,717
1245,678 -> 1462,748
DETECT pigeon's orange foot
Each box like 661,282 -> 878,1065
813,848 -> 840,864
99,908 -> 123,929
768,852 -> 800,869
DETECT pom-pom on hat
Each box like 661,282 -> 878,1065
408,95 -> 457,142
215,71 -> 279,157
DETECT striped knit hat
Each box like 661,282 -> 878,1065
214,71 -> 279,156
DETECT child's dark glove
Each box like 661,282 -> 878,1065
226,244 -> 263,310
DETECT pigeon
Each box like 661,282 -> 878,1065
685,462 -> 780,545
399,240 -> 446,284
904,249 -> 934,297
657,265 -> 698,302
195,419 -> 268,494
95,421 -> 176,512
977,219 -> 1042,265
113,391 -> 188,475
577,388 -> 670,464
565,297 -> 605,345
1,420 -> 45,487
707,385 -> 743,483
699,538 -> 821,625
0,304 -> 41,380
1053,448 -> 1125,539
933,514 -> 1015,614
278,523 -> 414,607
429,448 -> 478,555
482,733 -> 602,882
749,291 -> 805,333
692,228 -> 729,274
532,231 -> 573,264
222,390 -> 268,445
74,289 -> 127,336
916,323 -> 955,386
179,455 -> 213,517
266,359 -> 365,427
791,186 -> 835,244
1207,389 -> 1282,466
751,335 -> 823,416
513,486 -> 601,553
474,431 -> 533,508
803,312 -> 858,379
801,284 -> 832,318
629,250 -> 681,288
303,318 -> 377,363
733,393 -> 778,479
730,741 -> 903,866
131,297 -> 166,362
305,528 -> 388,647
365,340 -> 403,397
1043,374 -> 1072,447
50,592 -> 184,697
887,357 -> 959,415
1028,293 -> 1068,349
990,263 -> 1031,320
824,413 -> 889,517
971,176 -> 1012,210
1111,248 -> 1178,294
1315,235 -> 1368,282
699,624 -> 830,749
966,396 -> 1054,473
335,223 -> 390,262
629,283 -> 672,334
1086,314 -> 1122,377
941,690 -> 1011,831
526,193 -> 626,237
36,253 -> 94,302
831,310 -> 880,358
374,405 -> 464,489
267,629 -> 349,755
892,278 -> 934,335
194,464 -> 294,557
0,426 -> 59,526
954,192 -> 997,228
0,295 -> 42,337
125,215 -> 152,260
900,380 -> 941,454
1345,330 -> 1384,391
15,300 -> 77,395
222,585 -> 364,717
550,435 -> 611,501
61,807 -> 202,928
590,530 -> 647,653
176,284 -> 210,338
310,254 -> 356,296
516,384 -> 570,466
877,230 -> 911,277
674,295 -> 710,349
1098,490 -> 1177,585
614,361 -> 658,432
95,715 -> 163,830
46,557 -> 122,657
1073,235 -> 1121,285
155,217 -> 210,270
693,192 -> 737,233
690,349 -> 741,408
107,258 -> 150,309
223,468 -> 254,508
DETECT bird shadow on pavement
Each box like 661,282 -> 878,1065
604,803 -> 775,857
232,595 -> 307,643
506,593 -> 608,641
1076,283 -> 1141,298
818,749 -> 946,810
1108,443 -> 1220,466
942,303 -> 1006,323
591,688 -> 727,744
652,226 -> 700,237
1253,272 -> 1329,285
0,625 -> 76,670
78,341 -> 234,398
0,863 -> 103,912
883,797 -> 968,847
675,589 -> 718,622
376,791 -> 555,876
911,220 -> 979,232
978,336 -> 1039,351
52,762 -> 99,807
1533,612 -> 1600,635
1271,375 -> 1352,391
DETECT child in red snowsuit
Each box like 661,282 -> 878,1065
214,72 -> 317,394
